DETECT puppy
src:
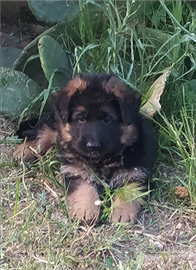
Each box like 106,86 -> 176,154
14,73 -> 157,224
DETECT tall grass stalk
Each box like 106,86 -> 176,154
13,178 -> 20,215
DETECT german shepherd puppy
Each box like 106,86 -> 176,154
14,74 -> 157,224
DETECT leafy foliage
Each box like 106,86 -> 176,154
0,68 -> 42,119
0,47 -> 22,68
28,0 -> 79,24
38,35 -> 72,89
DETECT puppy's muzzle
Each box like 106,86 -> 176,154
86,141 -> 101,149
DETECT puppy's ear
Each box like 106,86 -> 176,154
53,91 -> 70,123
119,90 -> 141,125
53,75 -> 88,123
104,75 -> 141,125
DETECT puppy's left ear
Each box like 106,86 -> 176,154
105,75 -> 141,125
119,90 -> 141,125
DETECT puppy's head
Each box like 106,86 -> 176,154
54,74 -> 141,160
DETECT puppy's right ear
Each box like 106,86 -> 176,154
104,75 -> 141,125
54,75 -> 88,123
53,91 -> 70,123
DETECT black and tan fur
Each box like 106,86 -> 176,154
14,73 -> 157,224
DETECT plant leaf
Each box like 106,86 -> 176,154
140,70 -> 170,117
27,1 -> 79,24
1,47 -> 22,68
38,35 -> 72,88
0,67 -> 42,119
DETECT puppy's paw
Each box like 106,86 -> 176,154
13,142 -> 36,162
66,183 -> 100,225
110,195 -> 141,223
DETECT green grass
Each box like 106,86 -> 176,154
1,153 -> 195,269
1,0 -> 196,269
156,89 -> 196,204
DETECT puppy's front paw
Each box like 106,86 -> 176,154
66,183 -> 100,225
110,195 -> 141,223
13,142 -> 36,162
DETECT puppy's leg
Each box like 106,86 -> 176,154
13,125 -> 57,161
13,140 -> 39,162
109,168 -> 148,222
66,182 -> 100,225
110,190 -> 141,223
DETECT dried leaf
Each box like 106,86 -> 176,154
140,70 -> 170,117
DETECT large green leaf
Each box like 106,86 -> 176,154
13,16 -> 82,72
28,1 -> 79,24
13,3 -> 101,83
38,35 -> 72,88
0,67 -> 42,118
1,47 -> 22,68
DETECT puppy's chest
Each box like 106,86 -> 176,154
95,157 -> 124,183
61,154 -> 124,186
91,164 -> 113,184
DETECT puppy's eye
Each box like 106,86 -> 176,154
77,117 -> 86,123
102,116 -> 112,124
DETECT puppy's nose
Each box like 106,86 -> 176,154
86,141 -> 101,149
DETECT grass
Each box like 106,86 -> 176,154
1,0 -> 196,269
157,94 -> 196,204
1,140 -> 196,269
1,149 -> 196,269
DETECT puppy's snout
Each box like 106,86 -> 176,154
86,141 -> 101,149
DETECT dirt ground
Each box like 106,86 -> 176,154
1,4 -> 196,270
